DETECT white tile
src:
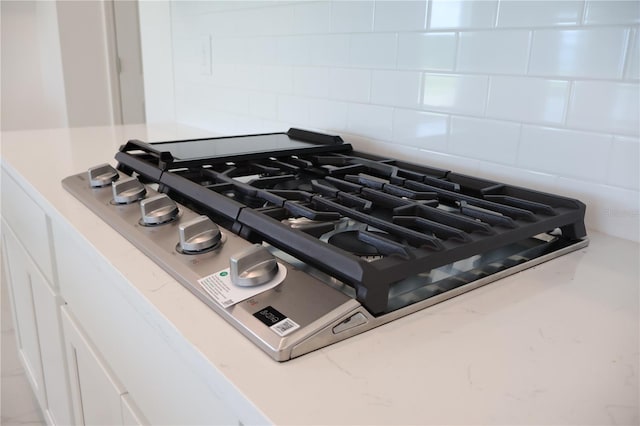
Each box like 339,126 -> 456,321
328,68 -> 371,102
392,109 -> 449,151
292,1 -> 332,34
567,81 -> 639,136
374,0 -> 427,31
519,126 -> 612,182
331,0 -> 374,33
212,36 -> 246,65
347,103 -> 393,141
416,150 -> 481,175
276,36 -> 312,66
249,91 -> 278,120
607,136 -> 640,191
293,67 -> 329,98
264,5 -> 296,36
584,0 -> 640,25
308,99 -> 349,132
476,161 -> 558,192
422,73 -> 488,115
211,64 -> 237,87
429,0 -> 498,29
397,33 -> 457,71
449,117 -> 521,164
349,33 -> 397,69
555,177 -> 639,242
497,1 -> 582,27
234,65 -> 263,91
457,30 -> 530,74
309,35 -> 350,67
210,87 -> 249,114
486,76 -> 569,124
261,65 -> 293,93
277,95 -> 309,126
245,37 -> 278,65
371,70 -> 422,108
625,29 -> 639,80
529,28 -> 629,79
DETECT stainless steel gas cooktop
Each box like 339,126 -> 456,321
62,128 -> 589,361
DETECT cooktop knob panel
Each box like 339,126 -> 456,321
230,245 -> 278,287
178,215 -> 221,252
88,164 -> 118,187
112,176 -> 146,204
140,194 -> 179,225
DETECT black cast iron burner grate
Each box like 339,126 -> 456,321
116,129 -> 586,315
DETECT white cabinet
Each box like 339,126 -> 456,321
2,220 -> 73,425
61,306 -> 148,426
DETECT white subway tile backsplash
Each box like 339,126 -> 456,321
457,31 -> 530,74
371,70 -> 422,108
349,34 -> 397,69
293,67 -> 329,98
486,76 -> 569,124
449,117 -> 521,164
276,36 -> 312,66
392,109 -> 448,151
519,126 -> 612,182
261,65 -> 294,93
422,73 -> 488,115
374,0 -> 427,31
529,28 -> 629,79
567,81 -> 640,135
429,0 -> 498,29
476,162 -> 558,192
496,1 -> 582,27
584,0 -> 640,25
245,37 -> 278,65
607,136 -> 640,191
347,103 -> 393,141
331,0 -> 374,33
278,95 -> 309,125
212,37 -> 246,65
292,1 -> 332,34
308,99 -> 348,132
309,35 -> 350,67
328,68 -> 371,102
249,91 -> 278,120
397,33 -> 457,71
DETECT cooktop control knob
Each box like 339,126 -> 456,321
88,164 -> 118,187
140,194 -> 179,225
178,215 -> 221,252
230,245 -> 278,287
112,176 -> 146,204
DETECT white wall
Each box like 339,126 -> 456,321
158,0 -> 640,241
1,1 -> 68,131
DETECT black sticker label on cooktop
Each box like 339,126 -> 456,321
253,306 -> 300,337
254,306 -> 286,326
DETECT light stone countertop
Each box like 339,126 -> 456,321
1,124 -> 638,425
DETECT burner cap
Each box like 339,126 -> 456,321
273,180 -> 313,192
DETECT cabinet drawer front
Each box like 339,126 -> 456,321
1,169 -> 54,283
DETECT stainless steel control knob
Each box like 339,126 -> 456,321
230,245 -> 278,287
179,215 -> 221,252
88,164 -> 118,187
112,176 -> 146,204
140,194 -> 178,225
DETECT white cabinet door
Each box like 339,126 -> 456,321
61,306 -> 126,426
120,393 -> 148,426
31,270 -> 74,426
2,224 -> 47,408
3,220 -> 74,425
